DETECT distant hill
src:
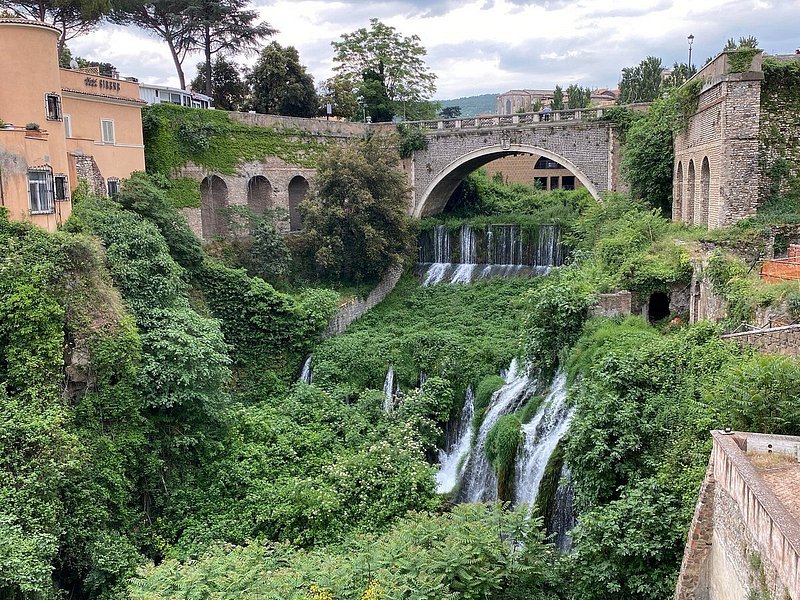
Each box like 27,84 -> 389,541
438,93 -> 498,117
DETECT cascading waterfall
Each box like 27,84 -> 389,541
536,224 -> 563,267
418,223 -> 564,286
513,373 -> 573,508
383,366 -> 396,413
451,224 -> 478,283
458,359 -> 533,503
548,465 -> 576,552
299,355 -> 313,384
435,385 -> 475,494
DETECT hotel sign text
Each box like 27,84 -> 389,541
84,77 -> 121,92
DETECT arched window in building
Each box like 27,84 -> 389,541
700,157 -> 710,228
288,175 -> 309,232
247,175 -> 272,216
200,175 -> 228,239
534,156 -> 563,169
687,160 -> 696,224
505,99 -> 511,115
674,162 -> 684,222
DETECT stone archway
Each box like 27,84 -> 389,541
288,175 -> 309,231
200,174 -> 228,239
687,160 -> 696,224
700,157 -> 710,228
414,144 -> 601,218
247,175 -> 272,216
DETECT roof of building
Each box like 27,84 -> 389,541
61,87 -> 147,106
0,17 -> 60,33
139,82 -> 213,101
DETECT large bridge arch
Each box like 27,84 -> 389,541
414,144 -> 601,218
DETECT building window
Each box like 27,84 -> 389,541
63,114 -> 72,138
562,175 -> 575,190
45,93 -> 62,121
169,92 -> 182,105
54,174 -> 69,201
101,119 -> 115,144
28,168 -> 54,214
107,178 -> 120,198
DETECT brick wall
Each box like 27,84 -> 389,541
673,53 -> 764,230
591,290 -> 633,317
721,324 -> 800,357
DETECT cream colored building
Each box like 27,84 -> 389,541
0,18 -> 146,231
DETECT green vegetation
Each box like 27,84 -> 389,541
131,504 -> 560,600
142,103 -> 328,179
292,136 -> 415,283
486,415 -> 522,500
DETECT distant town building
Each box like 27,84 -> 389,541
0,18 -> 146,231
483,154 -> 585,191
496,88 -> 618,114
138,83 -> 213,109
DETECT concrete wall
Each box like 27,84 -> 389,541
676,431 -> 800,600
325,263 -> 404,336
721,324 -> 800,358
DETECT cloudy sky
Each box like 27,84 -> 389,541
70,0 -> 800,100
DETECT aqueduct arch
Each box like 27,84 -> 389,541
414,144 -> 602,218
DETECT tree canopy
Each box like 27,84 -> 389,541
331,18 -> 437,122
248,42 -> 318,117
2,0 -> 109,52
618,56 -> 664,104
191,56 -> 248,111
294,136 -> 414,282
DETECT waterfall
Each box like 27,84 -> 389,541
433,224 -> 451,263
298,355 -> 312,384
458,359 -> 533,503
489,224 -> 521,265
513,373 -> 572,508
383,366 -> 396,413
536,224 -> 563,267
436,386 -> 475,494
549,465 -> 576,552
418,223 -> 564,285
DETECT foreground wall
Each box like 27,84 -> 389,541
675,431 -> 800,600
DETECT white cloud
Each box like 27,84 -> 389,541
67,0 -> 800,99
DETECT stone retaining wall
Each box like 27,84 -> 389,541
324,263 -> 404,336
721,324 -> 800,357
591,290 -> 633,317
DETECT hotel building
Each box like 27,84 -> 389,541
0,18 -> 146,231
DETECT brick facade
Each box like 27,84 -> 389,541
673,52 -> 764,230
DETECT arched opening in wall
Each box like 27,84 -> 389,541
700,157 -> 710,228
674,162 -> 683,222
200,175 -> 228,239
435,150 -> 592,217
505,99 -> 512,115
247,175 -> 272,216
288,175 -> 309,231
648,292 -> 671,323
687,160 -> 696,224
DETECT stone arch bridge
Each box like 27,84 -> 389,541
182,109 -> 623,239
404,108 -> 623,217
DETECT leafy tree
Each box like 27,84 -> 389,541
186,0 -> 274,98
110,0 -> 196,89
294,136 -> 414,283
551,85 -> 565,110
248,42 -> 318,117
1,0 -> 109,53
566,84 -> 591,109
618,56 -> 664,104
663,62 -> 696,89
440,105 -> 461,119
317,76 -> 359,119
248,218 -> 291,282
191,56 -> 249,110
331,18 -> 437,122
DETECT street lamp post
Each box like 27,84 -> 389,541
688,34 -> 695,70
